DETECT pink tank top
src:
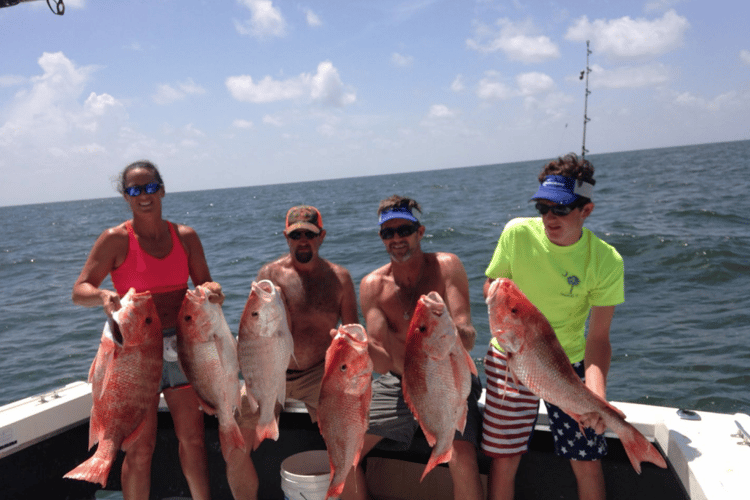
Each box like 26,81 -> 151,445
110,221 -> 190,296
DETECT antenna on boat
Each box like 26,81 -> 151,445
581,40 -> 591,159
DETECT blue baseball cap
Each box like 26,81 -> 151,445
530,175 -> 594,205
378,206 -> 419,225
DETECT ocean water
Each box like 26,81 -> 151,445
1,140 -> 748,419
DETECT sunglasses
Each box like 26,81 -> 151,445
535,201 -> 581,216
124,182 -> 162,197
287,230 -> 319,240
379,223 -> 420,240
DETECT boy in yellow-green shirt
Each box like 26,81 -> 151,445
481,153 -> 624,500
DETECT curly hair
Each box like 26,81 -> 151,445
538,153 -> 595,186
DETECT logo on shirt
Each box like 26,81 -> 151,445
562,272 -> 580,297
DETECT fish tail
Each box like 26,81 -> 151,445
619,422 -> 667,474
63,455 -> 113,487
218,422 -> 247,461
420,447 -> 452,482
253,418 -> 280,450
325,475 -> 346,500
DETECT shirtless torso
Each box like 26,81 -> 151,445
257,253 -> 358,371
360,251 -> 475,376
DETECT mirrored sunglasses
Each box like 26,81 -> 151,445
124,182 -> 162,197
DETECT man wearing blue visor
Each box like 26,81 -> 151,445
340,195 -> 484,500
481,154 -> 625,500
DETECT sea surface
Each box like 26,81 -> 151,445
2,140 -> 749,423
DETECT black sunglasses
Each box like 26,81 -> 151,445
287,230 -> 318,240
124,182 -> 162,197
379,223 -> 420,240
535,201 -> 581,217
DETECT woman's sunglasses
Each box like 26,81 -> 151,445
124,182 -> 162,197
287,230 -> 319,240
379,223 -> 420,240
535,201 -> 580,217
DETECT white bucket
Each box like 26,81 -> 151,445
280,449 -> 331,500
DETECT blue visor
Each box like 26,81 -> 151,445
530,175 -> 594,205
378,207 -> 419,225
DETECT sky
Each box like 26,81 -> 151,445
1,0 -> 748,207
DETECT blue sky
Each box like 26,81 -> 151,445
1,0 -> 748,206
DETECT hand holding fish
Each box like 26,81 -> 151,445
201,281 -> 225,305
578,411 -> 608,435
486,278 -> 666,473
100,289 -> 122,317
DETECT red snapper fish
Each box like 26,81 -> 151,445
238,279 -> 294,449
486,278 -> 667,473
64,288 -> 163,487
177,284 -> 245,461
402,291 -> 478,481
317,324 -> 373,500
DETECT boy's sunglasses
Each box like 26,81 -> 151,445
379,223 -> 420,240
287,230 -> 318,240
124,182 -> 162,197
535,201 -> 580,217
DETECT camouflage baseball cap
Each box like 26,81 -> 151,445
285,205 -> 323,234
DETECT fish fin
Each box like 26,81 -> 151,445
619,421 -> 667,473
63,456 -> 113,488
253,417 -> 280,450
500,362 -> 520,401
244,390 -> 260,415
196,395 -> 218,416
462,346 -> 478,376
121,416 -> 149,451
276,378 -> 287,407
218,422 -> 247,462
421,447 -> 452,482
455,404 -> 468,434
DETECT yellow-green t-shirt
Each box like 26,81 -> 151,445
486,217 -> 624,363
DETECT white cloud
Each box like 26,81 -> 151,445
391,52 -> 414,68
588,63 -> 672,89
476,72 -> 515,100
565,9 -> 689,59
451,75 -> 465,92
516,72 -> 555,96
427,104 -> 456,119
467,18 -> 560,63
263,114 -> 284,127
152,78 -> 206,105
235,0 -> 287,39
0,52 -> 133,204
303,7 -> 322,27
0,75 -> 26,87
741,50 -> 750,66
227,61 -> 356,107
673,90 -> 745,112
232,119 -> 254,129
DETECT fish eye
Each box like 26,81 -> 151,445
418,325 -> 427,332
340,364 -> 347,372
251,311 -> 259,317
183,315 -> 192,322
145,317 -> 153,324
510,308 -> 518,314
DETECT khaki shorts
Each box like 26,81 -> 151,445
238,359 -> 325,427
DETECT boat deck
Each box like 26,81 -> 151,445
2,381 -> 747,499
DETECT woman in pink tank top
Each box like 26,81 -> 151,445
73,160 -> 220,500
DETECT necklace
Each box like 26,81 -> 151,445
395,259 -> 425,320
